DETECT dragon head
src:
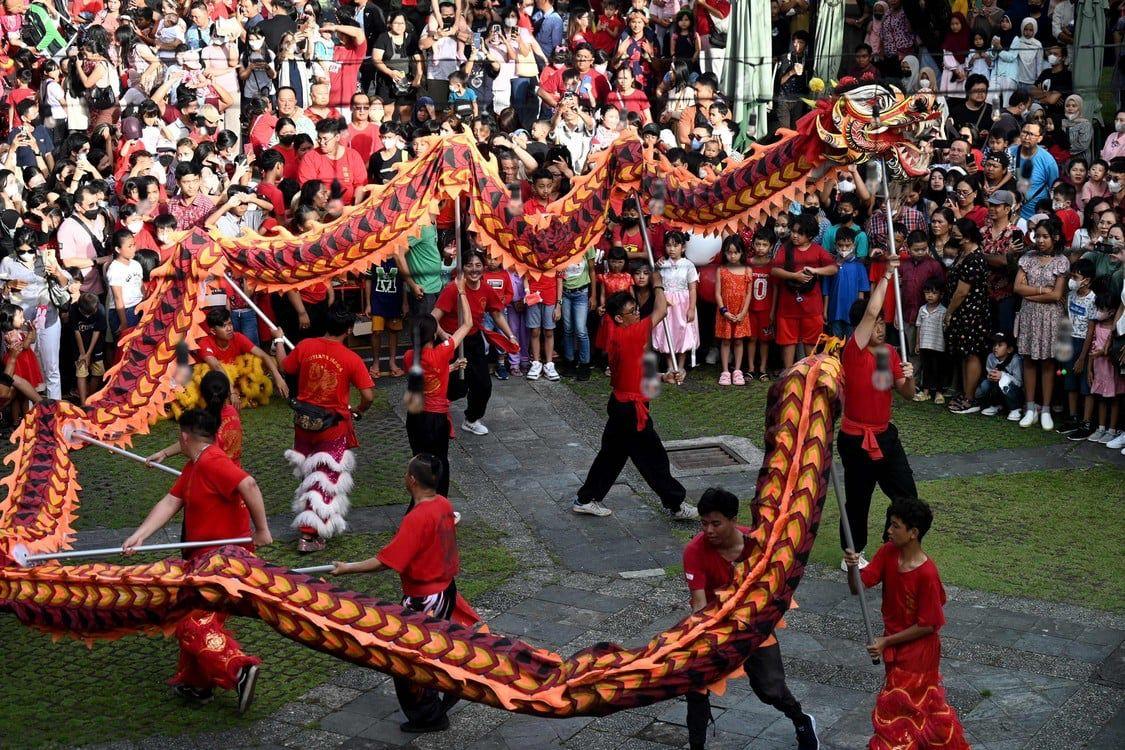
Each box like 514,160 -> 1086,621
813,83 -> 938,178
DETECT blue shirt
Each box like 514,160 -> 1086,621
1008,144 -> 1058,220
533,9 -> 564,56
822,257 -> 871,322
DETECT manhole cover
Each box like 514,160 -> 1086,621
667,443 -> 747,471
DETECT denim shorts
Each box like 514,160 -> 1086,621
525,302 -> 556,330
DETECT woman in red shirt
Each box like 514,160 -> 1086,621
148,371 -> 243,465
610,66 -> 652,125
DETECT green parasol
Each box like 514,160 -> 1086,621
725,0 -> 773,150
813,0 -> 845,83
1072,0 -> 1108,123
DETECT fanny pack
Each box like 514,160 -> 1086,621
289,399 -> 342,432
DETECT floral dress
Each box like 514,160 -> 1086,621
944,249 -> 990,357
1014,253 -> 1069,360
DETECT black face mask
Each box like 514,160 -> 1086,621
278,134 -> 296,146
82,208 -> 100,220
621,217 -> 640,229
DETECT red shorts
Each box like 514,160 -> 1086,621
747,310 -> 774,341
775,314 -> 823,346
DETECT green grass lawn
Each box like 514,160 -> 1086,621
0,523 -> 518,749
567,366 -> 1062,456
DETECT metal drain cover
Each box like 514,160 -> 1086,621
667,443 -> 747,471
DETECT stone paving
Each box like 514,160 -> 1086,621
81,376 -> 1124,750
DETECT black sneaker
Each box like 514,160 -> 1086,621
400,715 -> 450,733
495,364 -> 510,381
1056,417 -> 1081,434
794,712 -> 820,750
1067,421 -> 1096,441
576,362 -> 591,381
172,683 -> 214,704
558,358 -> 576,377
950,398 -> 981,415
236,664 -> 259,715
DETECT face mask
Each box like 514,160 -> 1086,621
775,227 -> 790,238
504,17 -> 517,27
278,134 -> 295,146
838,248 -> 854,259
3,182 -> 18,198
82,208 -> 100,220
1115,122 -> 1125,134
1068,278 -> 1078,291
1047,54 -> 1059,66
919,79 -> 932,92
1109,179 -> 1123,193
127,220 -> 144,234
943,256 -> 955,267
249,38 -> 264,50
690,138 -> 702,151
1052,198 -> 1067,210
621,216 -> 640,229
837,179 -> 855,193
18,251 -> 34,262
182,57 -> 201,70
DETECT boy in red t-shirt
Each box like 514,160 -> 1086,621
746,230 -> 778,379
525,268 -> 562,382
844,498 -> 969,750
682,488 -> 819,750
122,409 -> 272,713
481,254 -> 515,378
333,454 -> 465,734
770,213 -> 838,368
195,306 -> 289,401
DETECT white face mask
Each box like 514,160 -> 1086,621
182,57 -> 202,70
943,256 -> 955,267
1068,278 -> 1078,291
18,251 -> 34,262
1109,179 -> 1123,193
837,179 -> 855,193
249,38 -> 264,50
1116,121 -> 1125,134
919,79 -> 932,91
838,248 -> 854,259
127,220 -> 144,234
504,17 -> 517,27
1047,54 -> 1059,65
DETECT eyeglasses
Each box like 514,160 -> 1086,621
969,87 -> 987,94
955,189 -> 973,197
352,104 -> 370,110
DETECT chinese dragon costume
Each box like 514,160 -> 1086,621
0,85 -> 943,725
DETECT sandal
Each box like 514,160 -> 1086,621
297,536 -> 326,553
718,371 -> 732,386
732,370 -> 745,386
759,372 -> 770,382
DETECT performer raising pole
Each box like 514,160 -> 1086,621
844,498 -> 969,750
121,408 -> 273,713
836,253 -> 917,571
332,453 -> 466,735
571,283 -> 698,520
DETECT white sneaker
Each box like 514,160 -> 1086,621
840,552 -> 869,571
461,419 -> 489,435
1007,409 -> 1023,422
1040,411 -> 1054,431
1086,427 -> 1107,443
1097,428 -> 1119,445
670,504 -> 700,521
1018,407 -> 1039,428
572,500 -> 612,517
543,362 -> 560,381
1106,431 -> 1125,450
981,405 -> 1002,416
526,361 -> 543,380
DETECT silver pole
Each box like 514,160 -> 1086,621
453,200 -> 466,380
73,430 -> 182,477
632,193 -> 679,373
879,160 -> 910,363
21,537 -> 253,565
292,564 -> 335,575
829,461 -> 880,664
222,273 -> 295,350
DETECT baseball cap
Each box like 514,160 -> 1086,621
198,104 -> 221,126
987,189 -> 1015,206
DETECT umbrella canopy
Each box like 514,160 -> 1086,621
724,0 -> 773,148
813,0 -> 845,83
1073,0 -> 1108,123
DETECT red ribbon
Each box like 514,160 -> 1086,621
841,416 -> 886,461
615,391 -> 651,432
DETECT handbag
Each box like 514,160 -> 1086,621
709,11 -> 729,48
44,272 -> 72,308
289,399 -> 343,432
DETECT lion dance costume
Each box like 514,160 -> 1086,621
0,85 -> 944,724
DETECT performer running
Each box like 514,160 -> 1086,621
682,487 -> 820,750
844,498 -> 969,750
838,254 -> 916,570
572,286 -> 698,520
404,278 -> 473,496
148,371 -> 243,464
122,408 -> 273,713
282,303 -> 376,553
332,453 -> 462,734
430,250 -> 519,436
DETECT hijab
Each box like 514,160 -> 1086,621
943,12 -> 971,63
998,14 -> 1018,47
900,55 -> 921,92
1065,94 -> 1088,123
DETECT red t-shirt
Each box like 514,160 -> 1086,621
196,332 -> 255,364
377,495 -> 460,597
841,337 -> 904,432
257,181 -> 285,219
482,270 -> 515,307
403,340 -> 456,414
281,337 -> 375,446
682,525 -> 752,604
172,443 -> 251,559
694,0 -> 730,35
297,146 -> 368,204
775,243 -> 834,319
275,144 -> 301,181
433,281 -> 503,335
299,282 -> 329,305
217,403 -> 243,465
610,88 -> 651,118
609,317 -> 652,396
748,262 -> 775,312
613,225 -> 664,261
860,542 -> 947,672
330,38 -> 368,108
526,272 -> 560,306
249,114 -> 278,153
343,122 -> 382,163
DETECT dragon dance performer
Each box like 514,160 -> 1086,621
844,498 -> 969,750
122,408 -> 273,712
404,278 -> 473,496
430,250 -> 519,437
333,453 -> 469,735
837,254 -> 916,571
683,488 -> 820,750
282,303 -> 376,553
149,371 -> 243,465
572,286 -> 698,520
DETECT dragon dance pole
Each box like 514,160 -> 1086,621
633,192 -> 679,374
879,160 -> 910,364
829,461 -> 880,665
292,564 -> 335,575
454,198 -> 466,380
13,537 -> 254,567
222,273 -> 295,351
69,429 -> 182,477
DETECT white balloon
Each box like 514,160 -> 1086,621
684,233 -> 723,267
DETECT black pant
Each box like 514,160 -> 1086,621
393,580 -> 457,725
837,423 -> 917,552
406,411 -> 451,496
273,293 -> 328,344
446,333 -> 491,423
919,349 -> 947,394
685,643 -> 803,749
577,396 -> 686,511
